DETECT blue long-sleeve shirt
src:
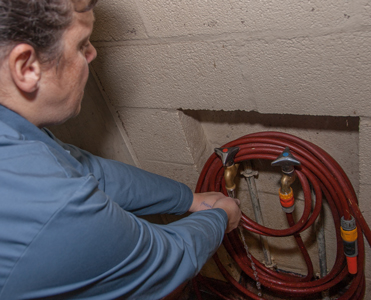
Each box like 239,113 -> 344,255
0,105 -> 227,300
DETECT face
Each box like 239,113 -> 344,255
40,9 -> 97,126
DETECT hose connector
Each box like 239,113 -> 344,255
215,147 -> 240,198
279,187 -> 295,213
272,147 -> 301,213
340,216 -> 358,274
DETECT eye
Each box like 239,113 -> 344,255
81,41 -> 90,51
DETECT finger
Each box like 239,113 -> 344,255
234,198 -> 241,206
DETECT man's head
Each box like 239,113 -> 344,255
0,0 -> 98,64
0,0 -> 98,127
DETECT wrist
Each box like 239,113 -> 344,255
189,192 -> 224,212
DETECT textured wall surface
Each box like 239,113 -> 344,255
55,0 -> 371,297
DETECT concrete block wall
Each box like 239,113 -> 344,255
53,0 -> 371,296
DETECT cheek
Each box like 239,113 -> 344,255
79,61 -> 89,85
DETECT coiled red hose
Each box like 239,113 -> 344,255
194,131 -> 371,300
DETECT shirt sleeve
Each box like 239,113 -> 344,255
50,134 -> 194,216
2,174 -> 227,300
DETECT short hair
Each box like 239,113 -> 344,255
0,0 -> 98,64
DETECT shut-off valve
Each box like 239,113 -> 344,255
271,147 -> 301,213
214,147 -> 240,198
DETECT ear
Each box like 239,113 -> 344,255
8,44 -> 41,93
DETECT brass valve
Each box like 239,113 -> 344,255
224,163 -> 240,191
215,146 -> 240,198
271,147 -> 301,213
280,173 -> 297,194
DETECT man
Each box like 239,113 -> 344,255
0,0 -> 241,299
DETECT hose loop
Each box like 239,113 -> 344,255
194,131 -> 370,299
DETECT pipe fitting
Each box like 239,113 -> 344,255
215,147 -> 240,198
272,147 -> 301,213
340,216 -> 358,274
224,163 -> 240,191
280,173 -> 297,194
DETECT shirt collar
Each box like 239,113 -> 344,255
0,104 -> 77,165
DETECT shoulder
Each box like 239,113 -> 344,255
0,136 -> 76,178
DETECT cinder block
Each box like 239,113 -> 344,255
117,108 -> 195,164
91,41 -> 254,110
235,32 -> 371,117
359,117 -> 371,184
135,0 -> 353,38
178,111 -> 213,173
358,183 -> 371,221
92,32 -> 371,116
365,245 -> 371,279
140,160 -> 200,191
356,183 -> 371,282
359,118 -> 371,264
366,278 -> 371,298
359,0 -> 371,26
91,0 -> 147,42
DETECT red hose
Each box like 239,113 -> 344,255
194,131 -> 371,299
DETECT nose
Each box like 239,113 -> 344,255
87,43 -> 97,64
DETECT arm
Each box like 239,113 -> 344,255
49,133 -> 194,215
48,130 -> 241,220
3,175 -> 228,300
96,157 -> 194,215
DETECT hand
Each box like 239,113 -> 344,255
189,192 -> 231,213
212,197 -> 241,233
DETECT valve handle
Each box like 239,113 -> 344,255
271,147 -> 301,175
214,147 -> 239,167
